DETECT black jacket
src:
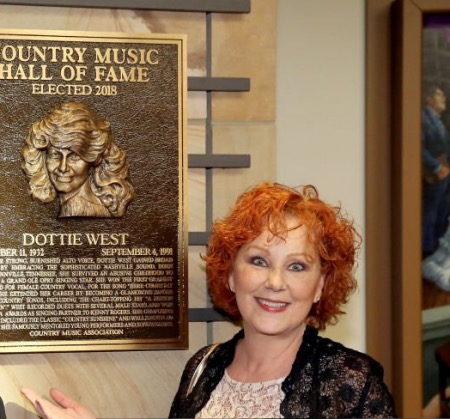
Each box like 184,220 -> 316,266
169,326 -> 396,418
0,397 -> 6,419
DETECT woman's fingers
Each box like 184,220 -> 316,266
49,388 -> 79,410
21,388 -> 45,415
21,387 -> 96,419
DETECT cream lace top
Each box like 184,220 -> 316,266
196,370 -> 285,418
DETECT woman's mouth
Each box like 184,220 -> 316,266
55,176 -> 73,183
256,297 -> 289,311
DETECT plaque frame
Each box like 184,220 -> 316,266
0,28 -> 188,353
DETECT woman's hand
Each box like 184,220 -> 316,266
21,387 -> 96,419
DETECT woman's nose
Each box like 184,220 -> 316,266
265,268 -> 286,291
57,155 -> 68,173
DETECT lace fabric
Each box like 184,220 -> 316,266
169,327 -> 397,418
196,371 -> 285,418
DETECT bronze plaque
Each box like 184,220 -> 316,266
0,29 -> 188,352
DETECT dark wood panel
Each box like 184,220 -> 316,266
188,232 -> 209,246
188,154 -> 251,169
0,0 -> 251,13
188,77 -> 250,92
188,308 -> 230,322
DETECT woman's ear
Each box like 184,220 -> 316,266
228,272 -> 235,293
314,273 -> 325,302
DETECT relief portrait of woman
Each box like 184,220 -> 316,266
21,102 -> 134,218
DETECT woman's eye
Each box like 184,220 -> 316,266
289,262 -> 305,272
68,153 -> 81,161
47,152 -> 59,160
250,257 -> 267,267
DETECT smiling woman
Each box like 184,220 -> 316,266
171,182 -> 397,418
21,182 -> 397,419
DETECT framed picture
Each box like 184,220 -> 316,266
391,0 -> 450,416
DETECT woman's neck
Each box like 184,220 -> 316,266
227,325 -> 305,383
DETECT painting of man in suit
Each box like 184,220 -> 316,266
421,85 -> 450,291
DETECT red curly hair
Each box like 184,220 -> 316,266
203,182 -> 361,330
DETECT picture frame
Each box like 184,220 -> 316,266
390,1 -> 424,416
370,0 -> 450,416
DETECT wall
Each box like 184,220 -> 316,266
0,0 -> 369,417
0,2 -> 276,418
276,0 -> 366,351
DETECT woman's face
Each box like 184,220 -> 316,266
228,215 -> 324,339
46,145 -> 91,194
